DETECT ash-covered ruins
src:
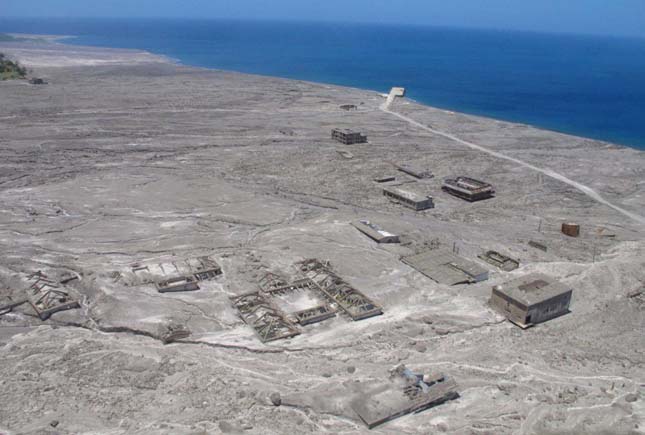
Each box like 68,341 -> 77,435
0,39 -> 644,435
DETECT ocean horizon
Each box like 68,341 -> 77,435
2,17 -> 645,150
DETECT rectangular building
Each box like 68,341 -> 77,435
352,365 -> 458,429
383,185 -> 434,211
352,220 -> 400,243
331,128 -> 367,145
442,177 -> 495,202
490,273 -> 572,328
156,276 -> 200,293
394,163 -> 433,179
402,248 -> 489,285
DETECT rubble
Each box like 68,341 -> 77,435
352,365 -> 458,429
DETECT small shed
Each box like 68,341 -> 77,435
490,273 -> 572,328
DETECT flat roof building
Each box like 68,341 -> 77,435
331,128 -> 367,145
383,185 -> 434,211
402,248 -> 489,285
490,273 -> 572,328
352,220 -> 400,244
442,177 -> 495,202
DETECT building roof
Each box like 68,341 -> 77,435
402,248 -> 488,285
333,128 -> 362,134
383,185 -> 432,203
496,273 -> 572,306
443,176 -> 493,193
354,220 -> 396,237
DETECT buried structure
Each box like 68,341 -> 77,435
331,128 -> 367,145
125,255 -> 222,292
352,364 -> 459,429
232,260 -> 383,343
442,176 -> 495,202
489,273 -> 573,328
393,163 -> 433,180
25,271 -> 80,320
478,250 -> 519,271
383,184 -> 434,211
402,248 -> 489,285
352,220 -> 400,244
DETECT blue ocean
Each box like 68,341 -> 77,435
2,18 -> 645,149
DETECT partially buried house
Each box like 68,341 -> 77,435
352,220 -> 400,244
383,185 -> 434,211
402,248 -> 489,285
442,176 -> 495,202
331,128 -> 367,145
490,273 -> 572,328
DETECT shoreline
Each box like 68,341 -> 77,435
4,35 -> 644,152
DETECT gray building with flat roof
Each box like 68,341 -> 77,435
383,185 -> 434,211
490,273 -> 572,328
402,248 -> 489,285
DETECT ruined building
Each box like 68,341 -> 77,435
352,220 -> 400,244
352,364 -> 458,429
442,176 -> 495,202
402,248 -> 489,285
383,185 -> 434,211
331,128 -> 367,145
490,273 -> 572,328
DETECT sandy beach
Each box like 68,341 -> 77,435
0,38 -> 643,434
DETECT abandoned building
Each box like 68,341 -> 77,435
478,250 -> 519,271
393,163 -> 433,179
129,256 -> 222,290
159,322 -> 191,344
528,240 -> 548,252
231,292 -> 301,343
26,271 -> 80,320
352,220 -> 400,244
402,248 -> 489,285
298,259 -> 383,321
490,273 -> 573,328
352,364 -> 458,429
373,175 -> 396,183
383,185 -> 434,211
442,176 -> 495,202
259,274 -> 338,326
336,149 -> 354,159
331,128 -> 367,145
232,261 -> 382,343
156,276 -> 200,293
562,222 -> 581,237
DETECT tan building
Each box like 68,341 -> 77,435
490,273 -> 572,328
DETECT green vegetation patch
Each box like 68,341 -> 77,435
0,53 -> 28,80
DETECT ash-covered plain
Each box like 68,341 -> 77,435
0,40 -> 644,435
